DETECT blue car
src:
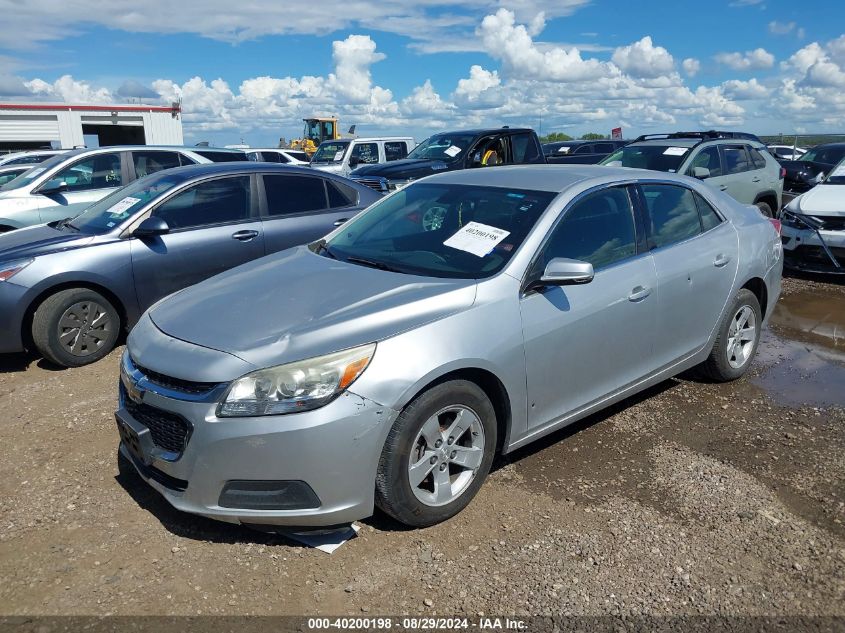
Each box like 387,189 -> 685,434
0,162 -> 380,366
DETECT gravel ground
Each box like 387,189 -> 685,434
0,275 -> 843,623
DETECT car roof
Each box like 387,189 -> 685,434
429,128 -> 535,137
422,164 -> 679,192
812,142 -> 845,149
136,161 -> 365,180
55,145 -> 245,159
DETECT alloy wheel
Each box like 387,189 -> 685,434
726,305 -> 757,369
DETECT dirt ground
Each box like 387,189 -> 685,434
0,274 -> 843,622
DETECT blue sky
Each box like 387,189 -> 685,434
1,0 -> 844,146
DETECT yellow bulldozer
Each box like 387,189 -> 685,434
286,117 -> 356,156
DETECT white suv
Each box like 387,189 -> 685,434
311,137 -> 415,177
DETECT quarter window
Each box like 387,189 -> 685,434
132,151 -> 181,178
327,180 -> 358,208
384,142 -> 408,162
642,184 -> 702,248
694,191 -> 723,232
748,147 -> 768,170
52,153 -> 122,192
511,133 -> 542,163
540,187 -> 637,270
722,145 -> 751,174
153,176 -> 251,230
263,174 -> 327,217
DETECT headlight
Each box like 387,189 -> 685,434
0,258 -> 33,282
218,343 -> 376,417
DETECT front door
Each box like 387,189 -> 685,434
130,174 -> 265,310
521,185 -> 657,427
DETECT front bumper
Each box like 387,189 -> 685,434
0,279 -> 30,353
116,359 -> 399,527
781,222 -> 845,274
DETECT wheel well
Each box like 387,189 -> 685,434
21,281 -> 127,349
753,192 -> 779,213
411,368 -> 512,455
742,277 -> 768,319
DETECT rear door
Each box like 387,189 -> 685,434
129,150 -> 183,180
509,132 -> 544,164
130,174 -> 265,310
719,144 -> 755,204
640,183 -> 739,368
259,173 -> 361,255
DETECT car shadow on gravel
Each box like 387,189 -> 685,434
0,351 -> 63,374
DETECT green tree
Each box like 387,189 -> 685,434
541,132 -> 573,142
580,132 -> 609,140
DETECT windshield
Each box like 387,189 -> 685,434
800,146 -> 845,166
600,144 -> 689,172
0,152 -> 71,191
406,134 -> 476,162
323,182 -> 556,279
825,158 -> 845,185
312,141 -> 350,163
68,171 -> 190,234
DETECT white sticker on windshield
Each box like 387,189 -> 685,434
334,151 -> 344,161
443,221 -> 510,257
443,145 -> 462,157
557,147 -> 571,154
663,147 -> 687,156
108,196 -> 141,216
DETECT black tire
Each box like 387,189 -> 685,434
755,201 -> 773,218
698,288 -> 762,382
32,288 -> 120,367
375,380 -> 497,527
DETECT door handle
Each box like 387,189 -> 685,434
231,230 -> 259,242
719,185 -> 728,191
628,285 -> 651,302
714,254 -> 731,267
752,177 -> 761,182
333,218 -> 349,226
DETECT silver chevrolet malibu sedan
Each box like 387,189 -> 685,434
117,165 -> 783,528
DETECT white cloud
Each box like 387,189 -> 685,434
768,20 -> 797,35
327,35 -> 386,104
611,36 -> 675,78
24,75 -> 113,103
714,48 -> 775,70
682,58 -> 700,77
477,9 -> 614,82
721,78 -> 770,100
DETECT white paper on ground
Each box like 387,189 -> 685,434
443,145 -> 462,157
279,523 -> 360,554
663,147 -> 687,156
108,196 -> 141,216
443,221 -> 510,257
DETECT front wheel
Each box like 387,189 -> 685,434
375,380 -> 497,527
31,288 -> 120,367
698,288 -> 762,382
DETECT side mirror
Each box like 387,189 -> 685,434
349,155 -> 360,168
133,216 -> 170,238
38,180 -> 68,195
692,166 -> 711,179
536,258 -> 594,287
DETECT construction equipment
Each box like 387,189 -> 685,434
287,117 -> 355,156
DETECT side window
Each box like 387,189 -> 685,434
153,176 -> 251,230
473,136 -> 507,166
540,187 -> 637,270
573,145 -> 593,155
327,180 -> 358,208
594,143 -> 615,153
686,146 -> 722,177
264,152 -> 284,163
53,153 -> 122,191
263,174 -> 328,217
511,133 -> 541,163
694,191 -> 723,232
748,147 -> 767,170
722,145 -> 751,174
132,151 -> 181,178
642,184 -> 702,248
351,143 -> 379,164
178,153 -> 197,166
384,142 -> 408,162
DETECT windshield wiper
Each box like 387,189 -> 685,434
345,256 -> 404,273
55,217 -> 79,231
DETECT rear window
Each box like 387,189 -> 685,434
193,150 -> 249,162
606,144 -> 689,172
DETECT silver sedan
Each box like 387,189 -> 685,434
117,165 -> 783,528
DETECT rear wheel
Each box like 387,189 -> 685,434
32,288 -> 120,367
698,288 -> 762,382
375,380 -> 497,527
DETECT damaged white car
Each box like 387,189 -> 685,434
781,157 -> 845,274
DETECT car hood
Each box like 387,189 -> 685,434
148,246 -> 478,370
350,158 -> 456,180
0,224 -> 95,262
793,184 -> 845,216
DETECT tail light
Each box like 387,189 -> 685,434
779,167 -> 786,179
769,218 -> 782,235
